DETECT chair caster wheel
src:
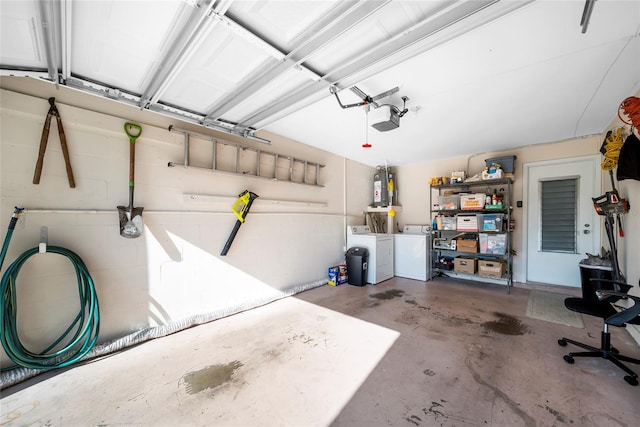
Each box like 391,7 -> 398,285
624,376 -> 638,386
563,355 -> 574,364
558,339 -> 567,346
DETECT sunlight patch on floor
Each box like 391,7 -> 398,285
1,297 -> 400,426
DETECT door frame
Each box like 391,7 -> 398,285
520,154 -> 602,285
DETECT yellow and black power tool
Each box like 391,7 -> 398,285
220,190 -> 259,256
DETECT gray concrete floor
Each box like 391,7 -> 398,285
1,276 -> 639,426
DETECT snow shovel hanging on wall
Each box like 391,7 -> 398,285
117,123 -> 144,238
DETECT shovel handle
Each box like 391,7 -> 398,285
124,122 -> 141,183
123,123 -> 142,210
124,122 -> 142,141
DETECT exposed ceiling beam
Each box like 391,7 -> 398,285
245,0 -> 534,129
37,0 -> 61,86
201,0 -> 390,126
580,0 -> 597,33
139,0 -> 234,108
60,0 -> 72,81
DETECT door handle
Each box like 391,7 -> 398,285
583,230 -> 590,234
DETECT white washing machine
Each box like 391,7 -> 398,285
346,225 -> 394,285
393,225 -> 431,281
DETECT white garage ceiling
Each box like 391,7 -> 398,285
1,0 -> 639,167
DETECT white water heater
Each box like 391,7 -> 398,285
373,168 -> 397,207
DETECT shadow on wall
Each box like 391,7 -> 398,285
0,88 -> 348,375
0,210 -> 334,374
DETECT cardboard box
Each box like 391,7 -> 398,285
478,260 -> 506,278
456,238 -> 478,253
328,266 -> 339,286
454,257 -> 476,274
482,169 -> 503,180
460,193 -> 486,210
456,215 -> 478,232
328,264 -> 348,286
451,171 -> 466,183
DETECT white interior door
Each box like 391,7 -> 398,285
525,156 -> 601,287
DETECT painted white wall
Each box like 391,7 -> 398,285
394,134 -> 639,282
394,122 -> 640,343
0,84 -> 374,367
603,91 -> 640,343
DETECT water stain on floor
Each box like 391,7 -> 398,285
405,299 -> 430,310
182,361 -> 243,395
481,312 -> 529,336
544,405 -> 572,424
465,356 -> 536,427
370,289 -> 405,300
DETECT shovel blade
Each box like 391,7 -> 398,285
118,206 -> 144,238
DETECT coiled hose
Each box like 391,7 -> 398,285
619,96 -> 640,128
1,208 -> 100,370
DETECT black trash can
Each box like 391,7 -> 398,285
579,263 -> 614,301
346,247 -> 368,286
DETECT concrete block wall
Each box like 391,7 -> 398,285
0,86 -> 373,367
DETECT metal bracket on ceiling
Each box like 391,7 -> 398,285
330,85 -> 400,110
330,85 -> 408,118
580,0 -> 596,34
329,86 -> 372,109
200,118 -> 271,144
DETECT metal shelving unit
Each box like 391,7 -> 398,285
429,178 -> 514,293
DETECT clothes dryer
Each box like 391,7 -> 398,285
346,226 -> 393,284
393,225 -> 431,281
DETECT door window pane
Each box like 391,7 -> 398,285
540,179 -> 577,253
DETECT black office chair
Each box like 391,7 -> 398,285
558,280 -> 640,386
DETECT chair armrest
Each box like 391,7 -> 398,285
595,290 -> 632,300
589,278 -> 633,293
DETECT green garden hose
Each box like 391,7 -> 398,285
1,207 -> 100,370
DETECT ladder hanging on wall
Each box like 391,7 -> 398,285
167,126 -> 324,187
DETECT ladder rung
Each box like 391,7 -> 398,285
168,127 -> 324,187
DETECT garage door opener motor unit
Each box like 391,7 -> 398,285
329,85 -> 410,133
